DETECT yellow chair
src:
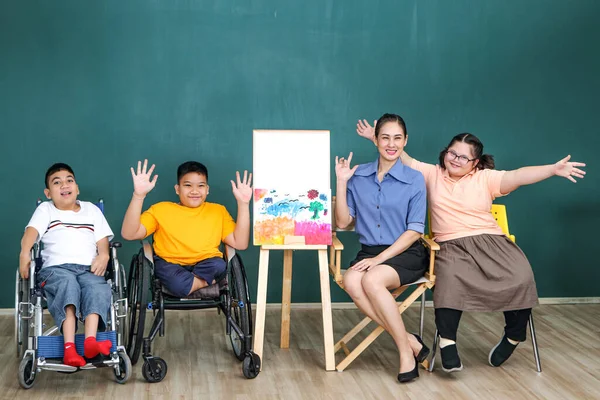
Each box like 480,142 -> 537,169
329,196 -> 439,371
427,204 -> 542,372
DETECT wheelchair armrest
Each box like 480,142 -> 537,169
142,240 -> 154,263
224,245 -> 236,263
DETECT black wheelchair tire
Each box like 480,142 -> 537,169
126,253 -> 149,365
15,270 -> 30,359
242,352 -> 261,379
228,255 -> 251,361
142,357 -> 167,383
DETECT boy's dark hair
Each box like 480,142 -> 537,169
177,161 -> 208,183
374,113 -> 407,138
438,133 -> 495,170
45,163 -> 75,188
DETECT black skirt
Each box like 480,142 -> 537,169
350,241 -> 429,285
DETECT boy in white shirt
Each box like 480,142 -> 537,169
19,163 -> 114,367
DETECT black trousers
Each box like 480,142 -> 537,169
435,308 -> 531,342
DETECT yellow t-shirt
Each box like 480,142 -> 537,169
140,201 -> 236,265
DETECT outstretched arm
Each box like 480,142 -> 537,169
500,155 -> 586,194
121,159 -> 157,240
223,171 -> 252,250
357,119 -> 413,165
335,152 -> 358,229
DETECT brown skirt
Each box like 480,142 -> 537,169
433,234 -> 538,312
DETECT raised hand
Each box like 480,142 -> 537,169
357,119 -> 377,140
554,155 -> 586,183
335,152 -> 359,182
130,159 -> 158,197
231,170 -> 253,203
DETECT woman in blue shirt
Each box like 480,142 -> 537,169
335,113 -> 429,383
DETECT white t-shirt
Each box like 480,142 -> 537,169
26,200 -> 114,268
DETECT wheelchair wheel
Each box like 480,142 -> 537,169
113,350 -> 132,384
242,352 -> 261,379
126,253 -> 149,365
228,255 -> 251,361
142,357 -> 167,383
116,262 -> 128,344
18,354 -> 36,389
15,270 -> 30,359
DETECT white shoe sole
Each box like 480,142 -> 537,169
442,364 -> 463,373
488,339 -> 503,367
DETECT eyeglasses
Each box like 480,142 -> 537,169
445,149 -> 476,165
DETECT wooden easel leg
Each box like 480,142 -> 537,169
253,248 -> 270,370
318,249 -> 335,371
280,249 -> 293,348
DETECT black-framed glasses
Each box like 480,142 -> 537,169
445,149 -> 476,165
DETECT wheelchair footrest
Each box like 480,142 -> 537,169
37,331 -> 117,359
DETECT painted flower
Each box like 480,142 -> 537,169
307,189 -> 319,200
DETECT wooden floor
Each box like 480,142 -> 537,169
1,304 -> 599,399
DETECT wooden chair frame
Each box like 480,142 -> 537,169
426,204 -> 542,373
328,196 -> 439,371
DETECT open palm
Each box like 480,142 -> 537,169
131,159 -> 158,196
555,155 -> 586,183
232,170 -> 253,203
335,152 -> 358,182
357,119 -> 376,140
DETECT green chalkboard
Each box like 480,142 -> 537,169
0,0 -> 598,308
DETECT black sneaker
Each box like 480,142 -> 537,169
440,344 -> 463,373
489,336 -> 518,367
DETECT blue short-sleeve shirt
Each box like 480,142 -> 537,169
346,159 -> 426,246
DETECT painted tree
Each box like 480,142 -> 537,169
309,201 -> 324,220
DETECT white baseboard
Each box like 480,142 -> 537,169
2,297 -> 598,315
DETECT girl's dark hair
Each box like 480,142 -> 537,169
374,113 -> 407,138
438,133 -> 495,170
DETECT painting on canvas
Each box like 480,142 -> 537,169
253,188 -> 332,245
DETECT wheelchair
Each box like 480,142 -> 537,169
14,199 -> 131,389
125,242 -> 261,382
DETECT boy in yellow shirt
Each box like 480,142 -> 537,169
121,160 -> 252,298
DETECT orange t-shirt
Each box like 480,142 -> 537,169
409,159 -> 509,242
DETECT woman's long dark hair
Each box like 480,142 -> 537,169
438,133 -> 495,170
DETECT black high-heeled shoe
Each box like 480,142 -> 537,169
397,357 -> 419,383
412,333 -> 430,363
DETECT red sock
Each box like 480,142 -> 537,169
63,342 -> 86,367
84,336 -> 112,358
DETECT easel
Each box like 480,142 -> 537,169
251,129 -> 334,371
252,243 -> 335,371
